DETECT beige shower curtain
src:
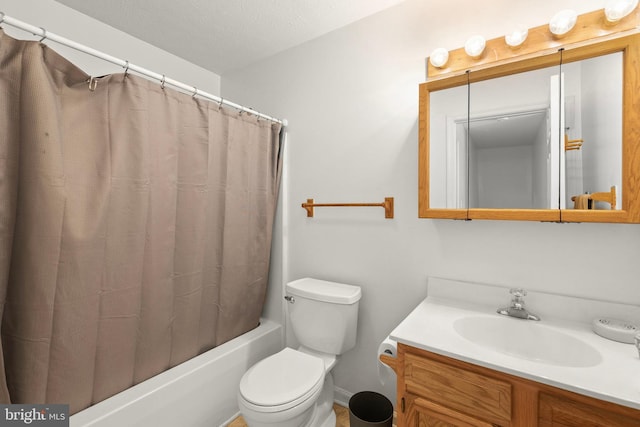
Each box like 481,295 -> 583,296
0,30 -> 283,413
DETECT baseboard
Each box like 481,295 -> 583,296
333,385 -> 353,408
221,411 -> 241,426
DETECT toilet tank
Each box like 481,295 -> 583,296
286,278 -> 362,355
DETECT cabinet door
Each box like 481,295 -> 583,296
539,393 -> 640,427
407,395 -> 500,427
404,353 -> 512,425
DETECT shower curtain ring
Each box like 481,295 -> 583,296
87,76 -> 98,92
160,75 -> 166,89
218,97 -> 224,108
0,12 -> 6,25
123,60 -> 130,77
192,87 -> 198,98
38,27 -> 47,42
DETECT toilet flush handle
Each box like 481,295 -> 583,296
284,295 -> 295,303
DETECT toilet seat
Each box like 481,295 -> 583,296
239,348 -> 325,413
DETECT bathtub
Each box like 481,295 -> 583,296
70,319 -> 283,427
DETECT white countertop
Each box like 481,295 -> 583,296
390,296 -> 640,410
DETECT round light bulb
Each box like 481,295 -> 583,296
505,28 -> 528,48
429,47 -> 449,68
464,35 -> 486,58
604,0 -> 638,22
549,9 -> 578,37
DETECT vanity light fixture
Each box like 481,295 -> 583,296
549,9 -> 578,36
505,28 -> 528,48
604,0 -> 639,22
429,47 -> 449,68
464,35 -> 486,58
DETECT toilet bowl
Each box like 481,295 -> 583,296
238,348 -> 325,427
238,278 -> 361,427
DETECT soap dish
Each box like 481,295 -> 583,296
592,318 -> 639,344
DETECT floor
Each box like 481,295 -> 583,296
228,403 -> 350,427
229,403 -> 396,426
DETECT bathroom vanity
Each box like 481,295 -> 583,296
382,279 -> 640,427
394,344 -> 639,426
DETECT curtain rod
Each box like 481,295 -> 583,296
0,12 -> 287,126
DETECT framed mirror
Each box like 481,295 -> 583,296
419,9 -> 640,223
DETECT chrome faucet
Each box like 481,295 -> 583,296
497,288 -> 540,321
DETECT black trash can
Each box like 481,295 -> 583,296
348,391 -> 393,427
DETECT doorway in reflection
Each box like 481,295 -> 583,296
457,109 -> 550,209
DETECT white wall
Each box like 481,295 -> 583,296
0,0 -> 220,95
222,0 -> 640,400
475,145 -> 534,208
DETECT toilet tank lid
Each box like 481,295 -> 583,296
286,278 -> 362,304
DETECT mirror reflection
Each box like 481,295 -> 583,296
429,52 -> 622,211
463,110 -> 549,209
468,63 -> 560,209
429,84 -> 469,209
563,52 -> 622,211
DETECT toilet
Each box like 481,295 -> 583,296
238,278 -> 362,427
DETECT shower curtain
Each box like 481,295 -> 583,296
0,30 -> 283,413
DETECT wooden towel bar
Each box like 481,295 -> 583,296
301,197 -> 394,219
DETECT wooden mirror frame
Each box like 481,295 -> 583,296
418,8 -> 640,223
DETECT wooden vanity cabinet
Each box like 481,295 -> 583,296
391,344 -> 640,427
404,394 -> 497,427
538,393 -> 640,427
403,352 -> 512,426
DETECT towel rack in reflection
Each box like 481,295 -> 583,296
301,197 -> 394,219
571,186 -> 616,210
565,134 -> 584,151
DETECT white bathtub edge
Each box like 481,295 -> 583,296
70,319 -> 283,427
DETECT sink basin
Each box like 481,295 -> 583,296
453,316 -> 602,367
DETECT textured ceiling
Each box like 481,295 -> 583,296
53,0 -> 406,75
